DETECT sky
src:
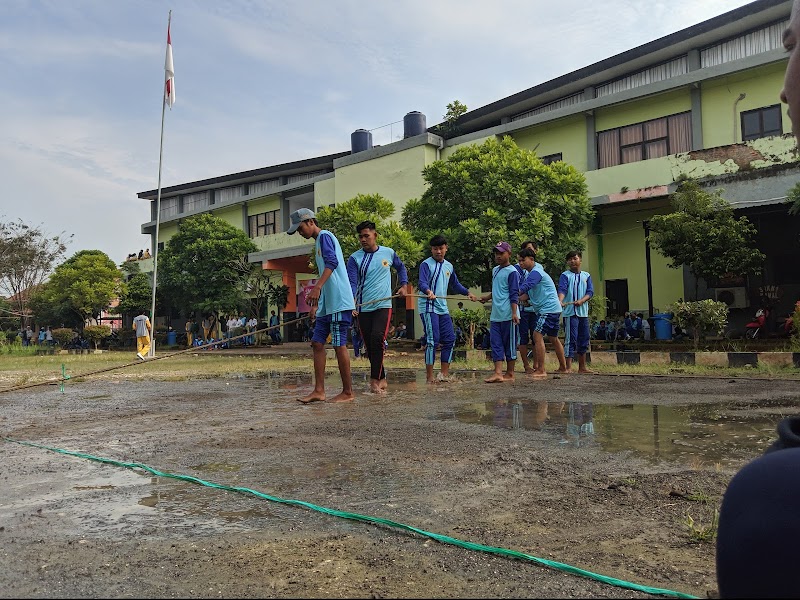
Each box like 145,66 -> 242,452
0,0 -> 756,264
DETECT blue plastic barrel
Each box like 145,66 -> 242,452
652,314 -> 673,340
167,330 -> 177,345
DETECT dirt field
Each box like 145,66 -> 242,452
2,363 -> 800,599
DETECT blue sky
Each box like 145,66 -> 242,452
0,0 -> 755,263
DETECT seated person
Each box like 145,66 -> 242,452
387,323 -> 396,339
632,313 -> 644,339
394,322 -> 407,339
593,319 -> 608,341
673,326 -> 688,341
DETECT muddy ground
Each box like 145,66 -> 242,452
2,367 -> 800,599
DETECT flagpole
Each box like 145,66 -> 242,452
148,10 -> 171,357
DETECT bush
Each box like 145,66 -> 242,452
83,325 -> 112,350
668,299 -> 729,350
52,328 -> 75,347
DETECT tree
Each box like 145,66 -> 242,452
315,193 -> 424,272
0,219 -> 71,325
451,307 -> 489,349
788,181 -> 800,216
668,299 -> 729,350
83,324 -> 112,350
157,213 -> 258,317
39,250 -> 123,328
401,136 -> 593,288
439,100 -> 468,137
648,181 -> 765,297
117,272 -> 152,316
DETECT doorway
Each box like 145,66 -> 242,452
606,279 -> 629,317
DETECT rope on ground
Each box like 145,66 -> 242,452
2,437 -> 698,600
0,294 -> 405,395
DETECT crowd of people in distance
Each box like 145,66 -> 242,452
125,249 -> 152,262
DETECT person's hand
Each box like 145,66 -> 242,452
396,286 -> 408,297
479,296 -> 489,304
467,293 -> 478,302
426,290 -> 436,300
309,306 -> 317,321
512,314 -> 520,324
306,285 -> 321,306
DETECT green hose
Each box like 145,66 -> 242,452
4,437 -> 698,599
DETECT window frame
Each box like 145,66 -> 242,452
740,104 -> 783,141
597,111 -> 692,169
248,209 -> 280,238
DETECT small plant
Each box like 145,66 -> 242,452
620,186 -> 629,193
83,325 -> 112,350
685,490 -> 710,504
52,327 -> 75,347
452,307 -> 489,349
684,509 -> 719,543
668,299 -> 729,350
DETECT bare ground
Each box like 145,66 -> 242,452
2,366 -> 799,599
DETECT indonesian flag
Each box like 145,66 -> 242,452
165,23 -> 175,108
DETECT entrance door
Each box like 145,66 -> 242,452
605,279 -> 629,317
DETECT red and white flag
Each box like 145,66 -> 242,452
164,23 -> 175,108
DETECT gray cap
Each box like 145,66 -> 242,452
287,208 -> 316,235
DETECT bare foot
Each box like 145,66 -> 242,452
369,384 -> 387,394
554,369 -> 571,374
484,374 -> 505,383
326,392 -> 355,403
527,371 -> 548,379
524,369 -> 536,375
426,379 -> 436,385
379,379 -> 388,390
578,369 -> 595,374
298,391 -> 326,404
502,373 -> 515,382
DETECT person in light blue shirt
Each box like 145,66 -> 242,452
417,234 -> 477,384
347,220 -> 408,394
515,240 -> 542,373
479,242 -> 519,383
518,248 -> 567,378
557,250 -> 594,373
288,207 -> 356,404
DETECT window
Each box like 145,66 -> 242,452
597,112 -> 692,168
248,210 -> 280,238
540,153 -> 562,165
741,105 -> 782,141
159,197 -> 179,219
182,191 -> 209,213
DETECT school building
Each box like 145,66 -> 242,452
137,0 -> 800,340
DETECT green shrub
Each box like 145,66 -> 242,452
83,325 -> 112,350
52,327 -> 75,347
668,299 -> 729,350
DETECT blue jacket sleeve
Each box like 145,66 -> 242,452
585,274 -> 594,298
557,273 -> 569,296
346,256 -> 359,296
418,261 -> 431,294
392,252 -> 408,286
449,270 -> 470,296
520,270 -> 542,295
318,232 -> 339,271
508,271 -> 519,305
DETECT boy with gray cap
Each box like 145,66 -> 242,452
287,208 -> 356,403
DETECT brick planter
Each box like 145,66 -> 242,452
617,351 -> 640,365
670,352 -> 696,365
727,352 -> 758,368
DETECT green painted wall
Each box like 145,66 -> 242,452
510,115 -> 588,171
334,145 -> 432,212
595,89 -> 691,132
442,135 -> 495,159
585,155 -> 674,197
701,61 -> 788,147
314,177 -> 336,207
246,195 -> 280,216
590,199 -> 684,315
212,206 -> 243,230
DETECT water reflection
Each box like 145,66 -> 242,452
442,399 -> 795,467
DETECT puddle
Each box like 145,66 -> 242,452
440,399 -> 799,467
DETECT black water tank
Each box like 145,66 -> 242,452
351,129 -> 373,154
403,111 -> 426,138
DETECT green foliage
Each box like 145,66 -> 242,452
117,272 -> 152,316
52,327 -> 75,346
157,213 -> 258,316
315,193 -> 424,271
451,307 -> 489,349
668,299 -> 729,350
0,296 -> 18,330
790,301 -> 800,351
439,100 -> 468,137
83,324 -> 112,350
28,283 -> 82,330
787,181 -> 800,216
39,250 -> 122,326
401,136 -> 593,288
649,181 -> 765,291
683,509 -> 719,543
588,293 -> 609,325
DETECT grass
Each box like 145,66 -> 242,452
683,509 -> 719,543
0,346 -> 798,391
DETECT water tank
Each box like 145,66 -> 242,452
403,111 -> 427,138
351,129 -> 373,154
